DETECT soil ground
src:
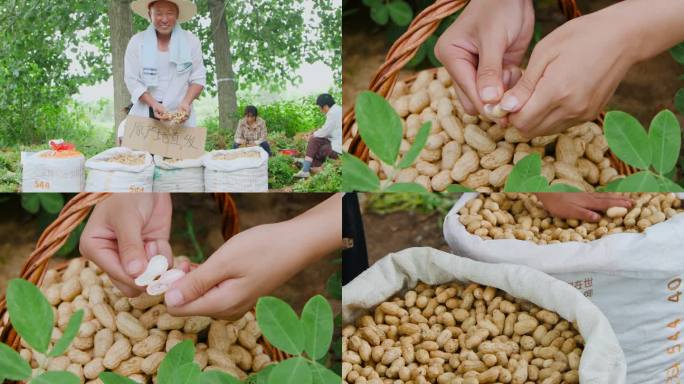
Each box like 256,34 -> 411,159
0,193 -> 340,313
343,1 -> 684,179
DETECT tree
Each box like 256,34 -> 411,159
109,0 -> 134,132
208,0 -> 238,142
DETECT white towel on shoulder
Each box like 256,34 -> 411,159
141,24 -> 192,88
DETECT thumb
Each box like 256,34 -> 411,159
476,39 -> 505,104
164,258 -> 225,309
499,51 -> 548,113
113,218 -> 147,277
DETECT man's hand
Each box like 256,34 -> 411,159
535,193 -> 633,222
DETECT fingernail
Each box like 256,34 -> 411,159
483,104 -> 494,115
480,87 -> 498,102
146,241 -> 158,257
500,95 -> 519,111
590,212 -> 600,221
127,260 -> 144,275
165,289 -> 183,307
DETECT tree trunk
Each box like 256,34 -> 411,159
109,0 -> 134,140
209,0 -> 238,147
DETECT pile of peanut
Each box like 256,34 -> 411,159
342,282 -> 583,384
214,151 -> 261,161
104,154 -> 146,166
162,111 -> 188,125
460,193 -> 683,243
350,68 -> 623,192
26,258 -> 272,383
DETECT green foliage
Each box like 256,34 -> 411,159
675,88 -> 684,115
269,155 -> 297,190
0,343 -> 32,382
292,160 -> 342,193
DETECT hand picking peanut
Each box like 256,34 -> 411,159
29,258 -> 272,383
134,255 -> 186,296
460,193 -> 683,243
365,67 -> 623,192
342,281 -> 583,384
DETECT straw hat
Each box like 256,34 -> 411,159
131,0 -> 197,23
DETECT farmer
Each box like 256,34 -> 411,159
79,193 -> 343,320
294,94 -> 342,178
124,0 -> 206,130
232,106 -> 272,156
435,0 -> 684,137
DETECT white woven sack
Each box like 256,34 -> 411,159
444,193 -> 684,384
21,151 -> 85,192
203,148 -> 268,192
343,247 -> 627,384
85,148 -> 154,192
153,155 -> 204,192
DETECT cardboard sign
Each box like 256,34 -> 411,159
122,116 -> 207,160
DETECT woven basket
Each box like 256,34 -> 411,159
342,0 -> 636,178
0,193 -> 289,380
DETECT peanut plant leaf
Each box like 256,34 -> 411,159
355,91 -> 402,165
173,362 -> 201,384
385,183 -> 428,192
615,171 -> 659,192
675,88 -> 684,115
446,184 -> 475,192
200,370 -> 242,384
157,340 -> 195,384
648,110 -> 681,174
49,309 -> 84,357
547,183 -> 583,192
599,178 -> 623,192
269,357 -> 312,384
656,175 -> 684,192
99,372 -> 138,384
519,176 -> 550,192
604,111 -> 651,170
387,0 -> 413,26
7,279 -> 54,353
32,371 -> 80,384
301,295 -> 334,360
503,153 -> 542,192
670,42 -> 684,65
256,297 -> 305,355
254,365 -> 275,384
326,271 -> 342,300
369,3 -> 389,25
342,153 -> 380,192
20,194 -> 40,214
0,342 -> 31,380
397,122 -> 431,169
38,193 -> 64,214
309,361 -> 341,384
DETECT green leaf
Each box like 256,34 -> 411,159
309,361 -> 341,384
49,309 -> 84,357
547,183 -> 583,192
157,340 -> 195,384
269,357 -> 312,384
675,89 -> 684,115
369,4 -> 389,25
200,370 -> 242,384
21,194 -> 40,214
7,279 -> 54,353
38,193 -> 64,214
670,42 -> 684,65
326,271 -> 342,300
615,171 -> 659,192
254,365 -> 275,384
406,43 -> 427,68
256,297 -> 305,355
604,111 -> 651,170
656,175 -> 684,192
503,153 -> 542,192
446,184 -> 475,192
425,35 -> 441,68
355,91 -> 403,165
32,371 -> 80,384
397,122 -> 431,169
301,295 -> 334,360
0,342 -> 31,380
385,183 -> 428,192
99,372 -> 138,384
342,153 -> 381,192
362,0 -> 382,7
518,176 -> 549,192
173,362 -> 201,384
648,110 -> 681,174
387,0 -> 413,26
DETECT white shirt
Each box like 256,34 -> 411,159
314,104 -> 342,154
124,29 -> 206,127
